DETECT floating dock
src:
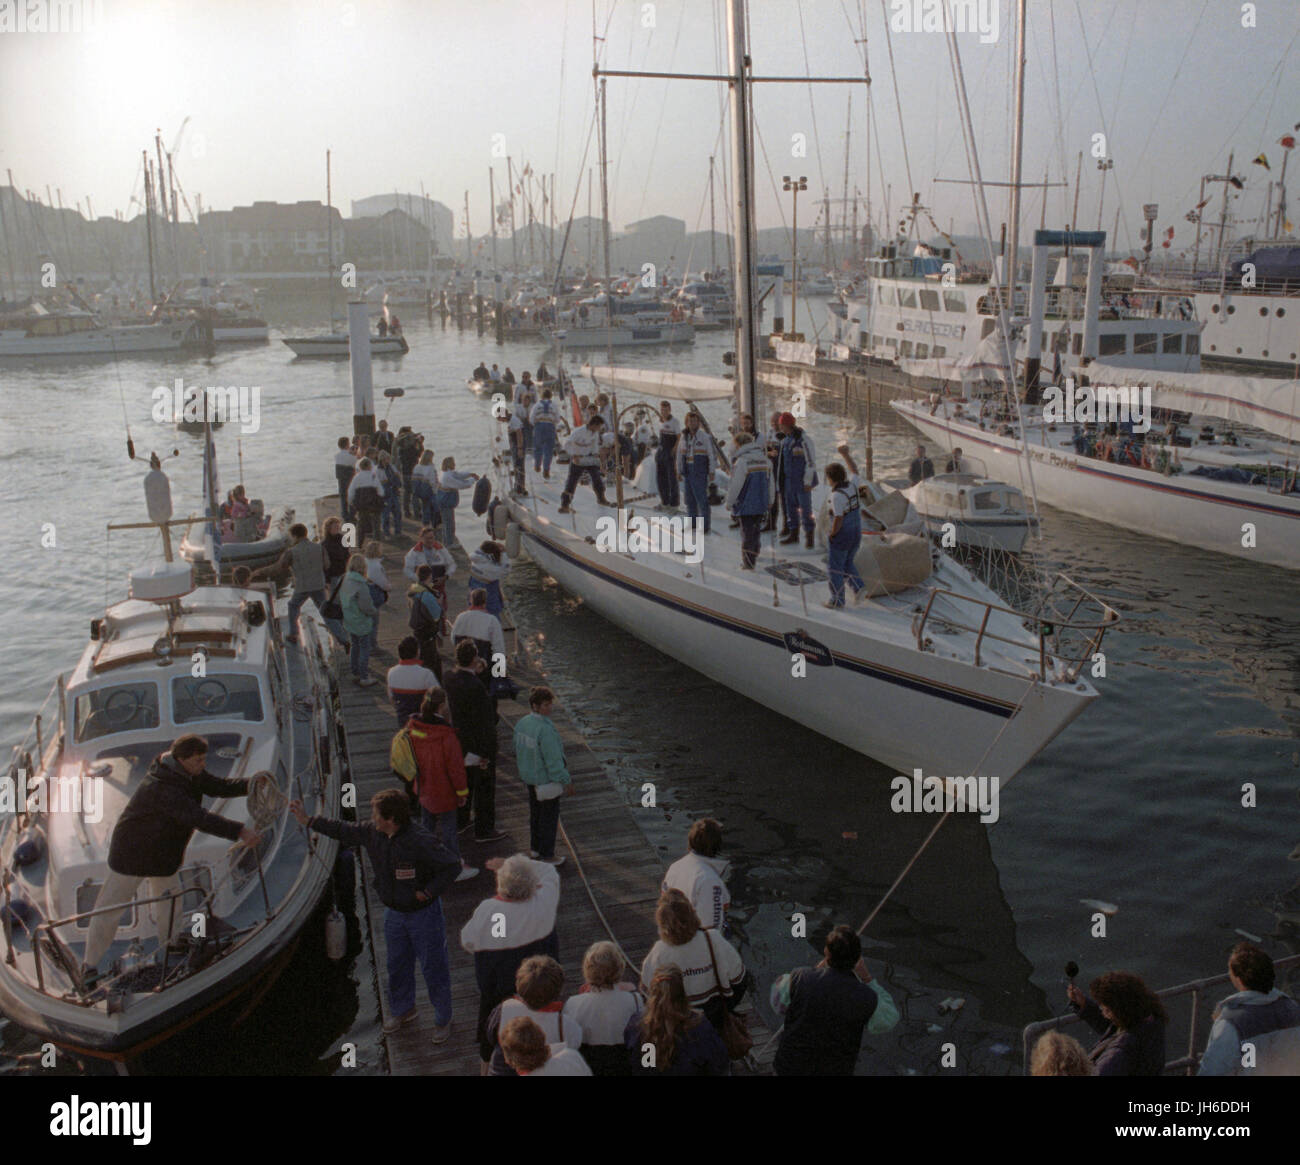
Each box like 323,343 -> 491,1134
313,498 -> 776,1075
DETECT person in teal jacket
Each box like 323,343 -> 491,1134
512,686 -> 572,866
339,552 -> 378,686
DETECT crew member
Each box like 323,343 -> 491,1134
724,432 -> 773,570
676,410 -> 718,536
558,415 -> 611,514
529,389 -> 560,479
778,413 -> 817,548
824,454 -> 865,608
655,401 -> 682,509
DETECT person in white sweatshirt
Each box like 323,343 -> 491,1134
500,1016 -> 593,1076
346,457 -> 386,543
404,527 -> 457,585
411,450 -> 440,528
466,540 -> 510,617
435,456 -> 479,545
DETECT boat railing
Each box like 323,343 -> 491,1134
6,679 -> 66,808
1020,953 -> 1300,1075
914,572 -> 1119,681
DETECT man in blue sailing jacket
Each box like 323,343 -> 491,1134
1198,941 -> 1300,1076
824,452 -> 866,608
293,788 -> 460,1040
778,412 -> 817,548
676,410 -> 718,536
724,432 -> 773,569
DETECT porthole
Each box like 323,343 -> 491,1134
1209,344 -> 1217,351
1260,307 -> 1269,316
1262,350 -> 1269,358
1210,303 -> 1219,313
1226,305 -> 1235,315
1236,347 -> 1243,354
1278,308 -> 1286,318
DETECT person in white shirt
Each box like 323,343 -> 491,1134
451,588 -> 506,664
411,450 -> 440,528
386,635 -> 440,727
563,940 -> 643,1076
435,457 -> 479,546
655,401 -> 682,509
462,855 -> 562,1071
640,889 -> 748,1034
675,411 -> 719,535
334,436 -> 357,523
404,527 -> 456,585
663,818 -> 730,934
500,1016 -> 593,1077
485,955 -> 586,1075
347,458 -> 386,543
489,363 -> 503,383
557,416 -> 611,513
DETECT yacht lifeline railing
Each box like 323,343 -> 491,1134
1021,953 -> 1300,1076
6,679 -> 67,825
913,572 -> 1119,682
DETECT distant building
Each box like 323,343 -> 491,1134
344,209 -> 431,272
351,194 -> 454,258
199,201 -> 341,273
616,215 -> 687,279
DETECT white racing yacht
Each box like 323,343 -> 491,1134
0,465 -> 343,1063
479,3 -> 1117,784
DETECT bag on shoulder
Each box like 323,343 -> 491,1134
353,484 -> 381,512
321,576 -> 344,622
703,930 -> 754,1060
408,587 -> 441,635
390,727 -> 418,792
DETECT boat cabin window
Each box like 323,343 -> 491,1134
1162,333 -> 1183,354
919,289 -> 941,312
74,682 -> 161,742
933,345 -> 947,358
1134,333 -> 1158,355
916,342 -> 929,359
899,340 -> 914,357
1186,334 -> 1199,355
981,318 -> 996,339
1099,333 -> 1128,356
944,291 -> 967,313
170,674 -> 265,724
973,491 -> 1006,511
898,288 -> 918,309
878,285 -> 896,306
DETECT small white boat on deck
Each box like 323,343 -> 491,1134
281,332 -> 408,358
901,471 -> 1039,554
0,468 -> 343,1062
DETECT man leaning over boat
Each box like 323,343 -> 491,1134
81,734 -> 260,989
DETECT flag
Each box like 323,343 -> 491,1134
202,419 -> 222,575
1281,135 -> 1297,150
1195,197 -> 1211,209
1253,154 -> 1270,171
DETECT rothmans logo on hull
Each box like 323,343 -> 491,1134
783,630 -> 834,666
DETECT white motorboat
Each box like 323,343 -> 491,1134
891,383 -> 1300,570
545,293 -> 694,348
0,308 -> 195,357
281,332 -> 409,358
901,471 -> 1039,554
0,467 -> 343,1062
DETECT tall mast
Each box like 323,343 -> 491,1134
1005,0 -> 1027,303
143,152 -> 157,302
599,77 -> 613,325
489,167 -> 499,270
842,93 -> 852,269
507,157 -> 517,270
726,0 -> 759,421
708,155 -> 717,273
326,150 -> 338,329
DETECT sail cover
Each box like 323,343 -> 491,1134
1092,362 -> 1300,442
581,364 -> 735,402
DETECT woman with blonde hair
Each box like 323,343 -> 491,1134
562,940 -> 642,1076
640,888 -> 748,1033
338,552 -> 378,685
1031,1030 -> 1097,1076
625,967 -> 728,1076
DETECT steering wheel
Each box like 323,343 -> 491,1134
104,689 -> 142,726
192,679 -> 230,714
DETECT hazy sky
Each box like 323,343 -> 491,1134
2,0 -> 1298,258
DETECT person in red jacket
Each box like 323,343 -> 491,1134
408,689 -> 479,882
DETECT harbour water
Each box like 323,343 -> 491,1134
2,294 -> 1297,1072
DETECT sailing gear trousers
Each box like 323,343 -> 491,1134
827,526 -> 865,606
528,785 -> 561,861
656,443 -> 680,507
740,514 -> 764,567
335,466 -> 353,523
456,762 -> 497,837
382,489 -> 403,537
84,870 -> 185,969
434,490 -> 458,544
384,900 -> 452,1025
783,481 -> 815,533
560,463 -> 606,508
683,464 -> 712,533
421,808 -> 462,865
286,589 -> 326,638
533,426 -> 556,474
